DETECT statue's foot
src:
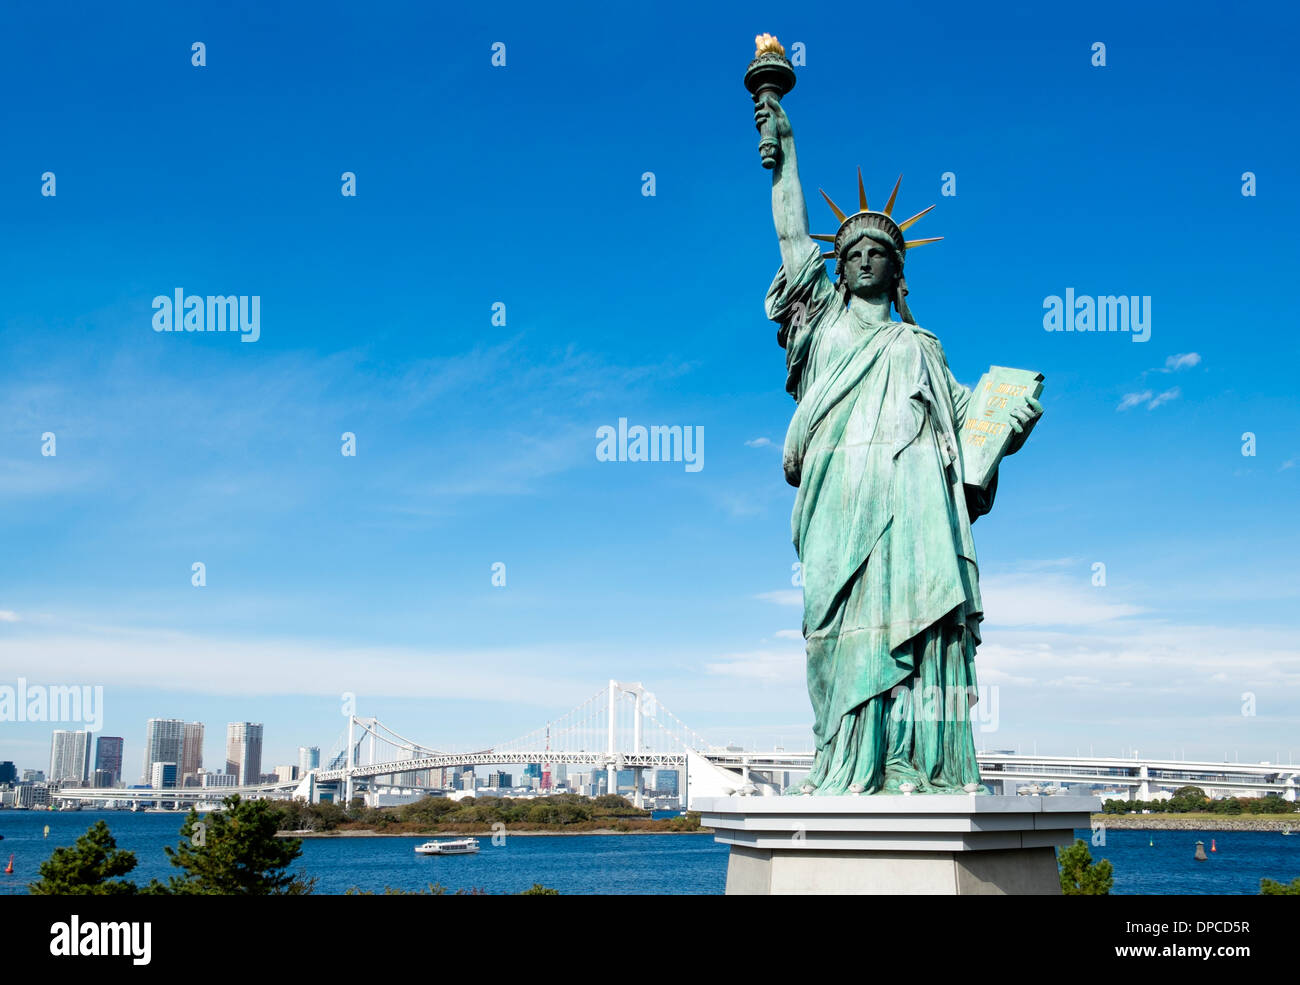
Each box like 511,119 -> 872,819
882,766 -> 928,794
783,779 -> 818,796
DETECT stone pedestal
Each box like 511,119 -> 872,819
695,794 -> 1098,895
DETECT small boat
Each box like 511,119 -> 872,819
1283,827 -> 1292,836
414,837 -> 480,855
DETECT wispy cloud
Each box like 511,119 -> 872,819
756,590 -> 802,607
1118,387 -> 1180,411
705,647 -> 804,683
980,572 -> 1145,627
0,622 -> 598,706
745,437 -> 773,448
1163,352 -> 1201,371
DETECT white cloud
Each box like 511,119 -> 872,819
0,611 -> 18,623
704,648 -> 804,683
774,629 -> 803,640
1164,352 -> 1201,371
0,626 -> 596,706
756,590 -> 802,606
980,573 -> 1145,627
1117,387 -> 1180,411
745,437 -> 773,448
977,621 -> 1300,698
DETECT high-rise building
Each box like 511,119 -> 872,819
150,762 -> 178,789
225,723 -> 263,785
49,730 -> 91,784
181,722 -> 204,783
274,765 -> 298,783
298,746 -> 320,777
94,736 -> 124,786
654,769 -> 680,796
0,761 -> 16,784
487,770 -> 512,788
143,719 -> 184,785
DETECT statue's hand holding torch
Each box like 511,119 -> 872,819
744,33 -> 796,169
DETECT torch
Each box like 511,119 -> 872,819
744,33 -> 797,169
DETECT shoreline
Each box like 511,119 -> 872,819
1092,815 -> 1297,832
279,827 -> 714,838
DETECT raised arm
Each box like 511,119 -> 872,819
754,95 -> 816,275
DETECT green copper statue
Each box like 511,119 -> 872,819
746,35 -> 1042,795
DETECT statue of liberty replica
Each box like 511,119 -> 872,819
747,35 -> 1042,797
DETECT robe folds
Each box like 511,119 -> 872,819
767,242 -> 994,794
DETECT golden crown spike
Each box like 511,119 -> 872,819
811,172 -> 943,260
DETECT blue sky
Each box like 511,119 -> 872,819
2,1 -> 1298,777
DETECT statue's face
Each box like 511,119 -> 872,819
842,236 -> 897,302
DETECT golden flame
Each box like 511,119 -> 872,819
754,33 -> 785,57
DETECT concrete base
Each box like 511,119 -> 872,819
695,794 -> 1098,895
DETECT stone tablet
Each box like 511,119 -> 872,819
960,366 -> 1045,490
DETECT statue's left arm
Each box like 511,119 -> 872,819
943,362 -> 999,522
1005,395 -> 1044,455
942,363 -> 1041,522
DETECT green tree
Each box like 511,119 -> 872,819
1168,786 -> 1209,813
305,800 -> 346,831
28,820 -> 139,895
1260,877 -> 1300,895
152,795 -> 315,895
1058,838 -> 1114,895
521,883 -> 559,895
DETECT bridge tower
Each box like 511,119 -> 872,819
606,680 -> 648,808
607,679 -> 617,797
632,686 -> 644,809
344,714 -> 355,806
542,725 -> 552,792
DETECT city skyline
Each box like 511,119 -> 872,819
1,4 -> 1297,773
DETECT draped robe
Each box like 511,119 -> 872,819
768,242 -> 995,794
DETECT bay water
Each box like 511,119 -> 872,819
1,810 -> 1296,895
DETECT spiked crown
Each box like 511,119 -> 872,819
813,169 -> 942,263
